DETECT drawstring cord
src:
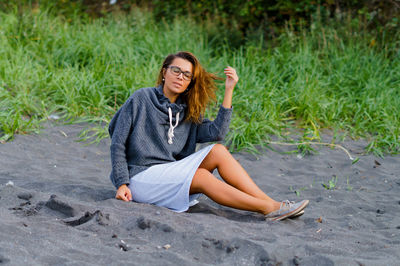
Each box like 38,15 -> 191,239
168,107 -> 180,144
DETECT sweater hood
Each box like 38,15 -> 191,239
152,85 -> 188,144
153,85 -> 187,115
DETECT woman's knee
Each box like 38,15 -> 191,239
200,144 -> 229,171
210,143 -> 229,157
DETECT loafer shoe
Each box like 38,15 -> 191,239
265,199 -> 309,221
289,210 -> 305,218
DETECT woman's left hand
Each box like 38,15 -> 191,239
224,66 -> 239,91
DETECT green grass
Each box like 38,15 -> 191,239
322,176 -> 338,190
0,6 -> 399,155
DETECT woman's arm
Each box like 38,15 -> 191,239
222,66 -> 239,108
109,98 -> 134,201
196,67 -> 239,143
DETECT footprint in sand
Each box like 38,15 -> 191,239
135,216 -> 175,233
63,210 -> 110,226
44,194 -> 110,226
45,194 -> 78,218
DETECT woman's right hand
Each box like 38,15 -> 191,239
116,184 -> 132,202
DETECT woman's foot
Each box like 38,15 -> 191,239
265,200 -> 309,221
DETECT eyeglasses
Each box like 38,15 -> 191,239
168,66 -> 193,81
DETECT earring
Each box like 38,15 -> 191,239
162,78 -> 165,82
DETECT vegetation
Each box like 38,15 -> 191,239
322,176 -> 338,190
0,2 -> 399,155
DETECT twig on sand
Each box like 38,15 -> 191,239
59,130 -> 68,137
268,141 -> 355,161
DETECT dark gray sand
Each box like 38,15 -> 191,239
1,122 -> 399,265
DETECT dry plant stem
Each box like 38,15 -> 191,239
268,141 -> 355,160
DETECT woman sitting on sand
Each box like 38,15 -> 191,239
108,51 -> 309,221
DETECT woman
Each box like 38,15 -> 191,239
109,51 -> 308,221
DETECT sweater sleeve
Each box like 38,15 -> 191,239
109,97 -> 133,189
196,105 -> 232,143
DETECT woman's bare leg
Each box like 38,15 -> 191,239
199,144 -> 276,202
190,168 -> 281,214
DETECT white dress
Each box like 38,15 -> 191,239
128,144 -> 215,212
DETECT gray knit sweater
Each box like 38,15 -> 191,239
109,85 -> 232,189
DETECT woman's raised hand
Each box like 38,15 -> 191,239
222,66 -> 238,108
116,184 -> 132,202
224,66 -> 239,91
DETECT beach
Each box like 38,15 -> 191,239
0,122 -> 399,265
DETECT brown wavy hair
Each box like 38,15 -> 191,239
157,51 -> 220,124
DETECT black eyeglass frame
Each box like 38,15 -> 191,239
167,65 -> 193,81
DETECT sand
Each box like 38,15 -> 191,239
0,122 -> 399,265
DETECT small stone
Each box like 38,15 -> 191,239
6,181 -> 14,186
118,241 -> 129,251
119,244 -> 128,251
17,193 -> 33,200
163,244 -> 171,250
316,217 -> 323,223
112,234 -> 118,238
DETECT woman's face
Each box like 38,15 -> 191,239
162,57 -> 193,102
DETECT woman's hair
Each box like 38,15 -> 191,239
157,51 -> 219,124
